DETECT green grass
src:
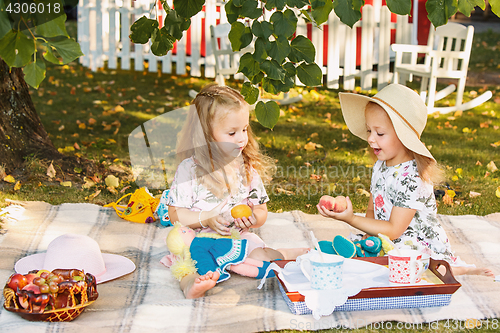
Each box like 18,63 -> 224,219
1,22 -> 500,216
1,20 -> 500,333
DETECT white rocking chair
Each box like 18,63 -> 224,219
391,22 -> 491,114
190,23 -> 302,105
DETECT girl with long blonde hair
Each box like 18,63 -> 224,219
158,84 -> 307,298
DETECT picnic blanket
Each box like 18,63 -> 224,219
0,201 -> 499,333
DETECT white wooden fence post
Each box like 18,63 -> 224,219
326,14 -> 343,89
377,6 -> 392,90
360,5 -> 375,90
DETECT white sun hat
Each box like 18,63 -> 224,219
339,83 -> 434,161
14,234 -> 136,284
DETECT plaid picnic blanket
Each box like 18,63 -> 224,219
0,201 -> 499,332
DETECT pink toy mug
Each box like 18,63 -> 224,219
388,249 -> 425,284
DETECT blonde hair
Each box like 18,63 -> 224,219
176,84 -> 275,198
365,102 -> 444,185
166,222 -> 197,280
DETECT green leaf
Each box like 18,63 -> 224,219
265,0 -> 287,10
225,0 -> 242,24
0,0 -> 12,39
255,101 -> 280,129
264,75 -> 294,93
0,30 -> 35,67
457,0 -> 485,17
311,0 -> 334,25
241,0 -> 264,19
251,71 -> 265,84
173,0 -> 205,19
385,0 -> 412,16
268,35 -> 291,64
241,82 -> 260,104
36,13 -> 69,37
229,21 -> 253,51
491,0 -> 500,18
260,59 -> 286,81
129,16 -> 159,44
46,38 -> 83,64
238,52 -> 261,78
289,35 -> 315,63
43,46 -> 62,64
426,0 -> 458,27
234,0 -> 244,6
253,37 -> 268,62
151,27 -> 176,56
164,9 -> 191,40
287,0 -> 309,8
23,60 -> 46,88
252,21 -> 274,39
283,61 -> 297,77
262,77 -> 279,94
270,9 -> 298,39
333,0 -> 363,28
297,62 -> 322,86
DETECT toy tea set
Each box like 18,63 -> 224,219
3,234 -> 136,322
272,243 -> 460,317
263,205 -> 461,318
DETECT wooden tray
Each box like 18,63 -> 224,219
274,257 -> 461,303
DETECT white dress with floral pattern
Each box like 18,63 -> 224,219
165,157 -> 269,213
159,157 -> 270,250
370,160 -> 463,265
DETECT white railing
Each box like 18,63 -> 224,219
78,0 -> 413,91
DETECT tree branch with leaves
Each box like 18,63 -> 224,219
129,0 -> 499,129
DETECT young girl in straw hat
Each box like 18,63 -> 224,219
317,83 -> 493,277
160,84 -> 308,298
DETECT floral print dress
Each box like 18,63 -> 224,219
371,160 -> 463,265
164,157 -> 269,213
158,157 -> 270,250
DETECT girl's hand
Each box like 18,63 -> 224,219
201,198 -> 232,236
233,201 -> 256,231
317,196 -> 355,225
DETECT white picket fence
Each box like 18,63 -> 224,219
77,0 -> 414,91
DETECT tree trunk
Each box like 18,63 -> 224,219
0,57 -> 61,173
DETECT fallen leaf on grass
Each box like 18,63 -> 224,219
496,186 -> 500,198
86,190 -> 101,200
0,166 -> 6,179
465,319 -> 482,329
3,175 -> 15,183
487,161 -> 498,173
82,177 -> 95,189
107,186 -> 118,194
356,188 -> 370,197
491,141 -> 500,148
120,185 -> 131,193
469,191 -> 481,198
304,142 -> 317,151
276,188 -> 294,195
310,174 -> 321,180
60,181 -> 72,187
47,163 -> 56,178
14,181 -> 21,191
105,175 -> 120,188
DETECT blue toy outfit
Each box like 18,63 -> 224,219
190,237 -> 274,282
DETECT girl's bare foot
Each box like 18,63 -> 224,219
451,266 -> 495,278
277,247 -> 311,260
185,271 -> 220,299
